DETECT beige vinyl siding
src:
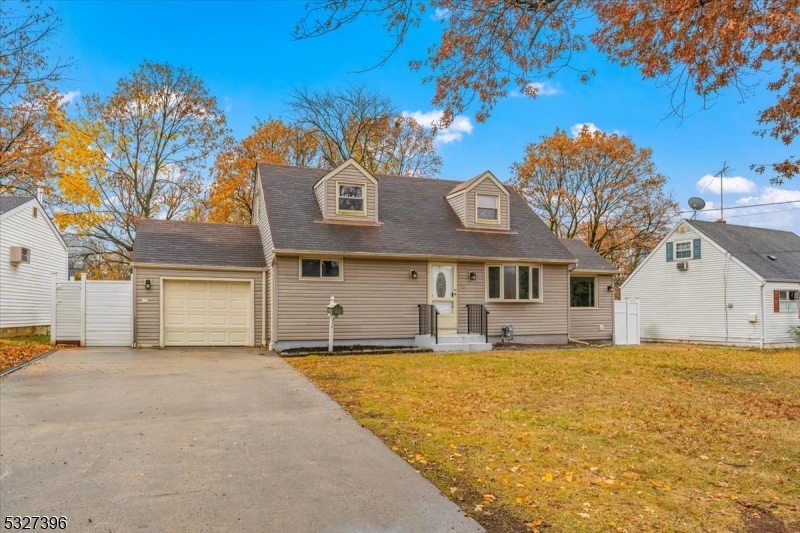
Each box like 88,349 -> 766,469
314,180 -> 325,216
275,256 -> 426,341
484,265 -> 568,336
446,193 -> 467,226
456,262 -> 568,336
465,179 -> 510,230
134,267 -> 264,347
324,166 -> 378,223
254,175 -> 275,265
569,274 -> 614,341
0,201 -> 68,329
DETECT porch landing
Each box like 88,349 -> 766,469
414,334 -> 493,352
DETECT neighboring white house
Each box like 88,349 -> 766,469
622,219 -> 800,348
0,196 -> 68,337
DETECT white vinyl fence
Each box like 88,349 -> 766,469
52,277 -> 132,347
614,299 -> 640,345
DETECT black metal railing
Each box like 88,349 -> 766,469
418,304 -> 439,344
466,304 -> 490,343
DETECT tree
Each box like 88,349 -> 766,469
289,85 -> 441,176
206,118 -> 320,224
53,61 -> 227,276
511,126 -> 678,277
297,0 -> 800,183
0,0 -> 69,197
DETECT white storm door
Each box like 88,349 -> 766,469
163,280 -> 251,346
430,264 -> 457,333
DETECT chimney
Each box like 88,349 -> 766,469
37,186 -> 43,203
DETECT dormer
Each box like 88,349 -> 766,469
313,158 -> 379,223
446,171 -> 510,231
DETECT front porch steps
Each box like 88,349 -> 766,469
414,334 -> 493,352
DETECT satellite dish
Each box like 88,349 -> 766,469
688,197 -> 706,211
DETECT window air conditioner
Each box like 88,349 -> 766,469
676,261 -> 689,271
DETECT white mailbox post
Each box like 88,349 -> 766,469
327,296 -> 343,353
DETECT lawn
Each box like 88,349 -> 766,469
288,344 -> 800,533
0,335 -> 74,373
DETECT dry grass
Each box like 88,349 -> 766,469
0,335 -> 75,373
288,344 -> 800,532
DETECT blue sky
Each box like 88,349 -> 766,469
51,1 -> 799,232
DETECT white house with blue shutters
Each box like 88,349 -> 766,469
621,219 -> 800,348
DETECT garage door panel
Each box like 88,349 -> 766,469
163,280 -> 251,347
210,299 -> 228,310
230,314 -> 247,326
188,298 -> 208,310
230,298 -> 248,311
230,332 -> 247,343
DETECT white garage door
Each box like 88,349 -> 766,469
163,280 -> 252,346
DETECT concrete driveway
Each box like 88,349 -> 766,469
0,348 -> 483,533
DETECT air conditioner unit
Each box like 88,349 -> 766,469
676,261 -> 689,271
9,246 -> 22,265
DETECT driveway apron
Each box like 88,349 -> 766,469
0,348 -> 483,533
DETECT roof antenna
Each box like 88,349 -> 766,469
714,162 -> 730,223
687,196 -> 706,220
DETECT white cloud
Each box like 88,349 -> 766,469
58,90 -> 80,106
402,109 -> 473,143
696,186 -> 800,232
695,174 -> 757,194
570,122 -> 601,137
510,82 -> 560,97
431,7 -> 450,21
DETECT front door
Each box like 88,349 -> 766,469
430,264 -> 457,333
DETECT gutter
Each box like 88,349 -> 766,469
760,280 -> 766,350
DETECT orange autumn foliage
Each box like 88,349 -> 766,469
297,0 -> 799,183
511,126 -> 678,278
205,119 -> 319,224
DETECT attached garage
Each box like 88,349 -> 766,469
162,279 -> 253,346
130,220 -> 268,348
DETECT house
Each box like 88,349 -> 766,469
622,219 -> 800,347
560,239 -> 618,343
130,159 -> 617,350
0,195 -> 68,337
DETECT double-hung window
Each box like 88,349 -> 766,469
300,258 -> 342,280
675,241 -> 692,260
570,276 -> 596,308
487,265 -> 541,301
476,194 -> 499,223
337,183 -> 365,215
778,290 -> 799,313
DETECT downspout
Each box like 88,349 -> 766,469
566,263 -> 590,345
261,269 -> 266,346
760,280 -> 766,350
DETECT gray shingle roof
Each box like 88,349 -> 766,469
131,219 -> 266,269
559,239 -> 618,272
258,163 -> 576,262
688,219 -> 800,282
0,196 -> 34,215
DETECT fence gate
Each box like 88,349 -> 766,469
613,299 -> 640,345
52,278 -> 132,347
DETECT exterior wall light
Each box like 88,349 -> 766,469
607,285 -> 614,292
469,271 -> 477,281
409,269 -> 418,279
145,279 -> 152,290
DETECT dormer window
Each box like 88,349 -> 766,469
337,183 -> 365,216
476,194 -> 499,223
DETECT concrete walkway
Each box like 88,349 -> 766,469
0,348 -> 483,533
